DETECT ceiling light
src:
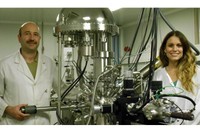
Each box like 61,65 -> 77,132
109,7 -> 121,11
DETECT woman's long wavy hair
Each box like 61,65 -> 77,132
159,30 -> 196,93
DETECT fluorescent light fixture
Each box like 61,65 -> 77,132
97,17 -> 104,22
109,7 -> 121,11
83,16 -> 91,21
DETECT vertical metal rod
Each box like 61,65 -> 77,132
41,21 -> 44,54
57,32 -> 62,117
194,8 -> 199,44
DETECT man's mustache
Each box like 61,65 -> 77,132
26,40 -> 37,44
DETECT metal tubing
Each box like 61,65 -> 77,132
57,32 -> 62,117
36,105 -> 88,112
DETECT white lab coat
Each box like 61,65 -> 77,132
153,66 -> 200,125
0,50 -> 58,125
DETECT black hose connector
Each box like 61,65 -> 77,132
20,105 -> 37,114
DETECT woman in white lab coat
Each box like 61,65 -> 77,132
153,30 -> 200,125
0,22 -> 58,124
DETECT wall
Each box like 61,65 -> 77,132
0,22 -> 20,58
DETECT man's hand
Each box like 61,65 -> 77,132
5,104 -> 30,121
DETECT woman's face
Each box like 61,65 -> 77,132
164,36 -> 183,64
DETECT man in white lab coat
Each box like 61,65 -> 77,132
0,21 -> 58,124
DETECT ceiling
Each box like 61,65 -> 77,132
112,8 -> 185,26
0,8 -> 61,24
0,8 -> 184,26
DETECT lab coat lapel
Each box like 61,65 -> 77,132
15,52 -> 35,81
34,53 -> 47,83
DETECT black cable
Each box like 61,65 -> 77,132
61,63 -> 87,100
158,9 -> 175,31
56,108 -> 65,124
128,8 -> 145,66
130,97 -> 150,114
145,8 -> 158,102
72,60 -> 91,83
130,8 -> 152,71
159,94 -> 196,111
57,59 -> 88,124
61,59 -> 88,101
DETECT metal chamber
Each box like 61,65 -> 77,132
53,8 -> 122,125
